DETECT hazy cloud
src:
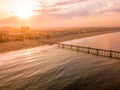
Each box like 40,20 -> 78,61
34,0 -> 120,18
0,0 -> 120,27
53,0 -> 87,6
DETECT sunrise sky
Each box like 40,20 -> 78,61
0,0 -> 120,27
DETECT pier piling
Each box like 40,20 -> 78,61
58,43 -> 120,59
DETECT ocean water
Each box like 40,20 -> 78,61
63,32 -> 120,51
0,32 -> 120,90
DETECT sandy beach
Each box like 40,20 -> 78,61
0,29 -> 119,53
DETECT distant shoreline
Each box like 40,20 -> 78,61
0,30 -> 120,53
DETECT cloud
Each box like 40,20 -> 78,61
34,0 -> 120,18
1,0 -> 120,27
53,0 -> 87,6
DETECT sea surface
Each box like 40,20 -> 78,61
63,32 -> 120,51
0,32 -> 120,90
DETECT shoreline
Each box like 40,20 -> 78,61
0,30 -> 119,53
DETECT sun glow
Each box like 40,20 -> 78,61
13,0 -> 35,19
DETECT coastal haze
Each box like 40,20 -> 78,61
0,0 -> 120,90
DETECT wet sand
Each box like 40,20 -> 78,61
0,30 -> 119,53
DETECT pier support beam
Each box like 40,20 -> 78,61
58,44 -> 120,59
96,49 -> 99,56
109,50 -> 113,58
77,46 -> 79,52
88,47 -> 90,53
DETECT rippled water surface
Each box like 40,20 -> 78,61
0,32 -> 120,90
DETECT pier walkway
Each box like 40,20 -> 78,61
58,43 -> 120,59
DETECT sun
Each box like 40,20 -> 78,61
15,7 -> 33,19
13,0 -> 35,19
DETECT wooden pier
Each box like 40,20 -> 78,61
58,43 -> 120,59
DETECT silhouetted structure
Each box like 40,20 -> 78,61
0,27 -> 11,36
20,27 -> 30,40
58,43 -> 120,59
21,27 -> 30,33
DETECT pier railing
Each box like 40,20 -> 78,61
58,43 -> 120,59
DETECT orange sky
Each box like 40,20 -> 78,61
0,0 -> 120,27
